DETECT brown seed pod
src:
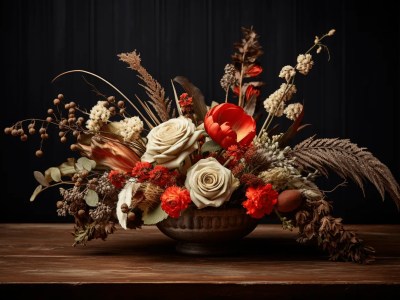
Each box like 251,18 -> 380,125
276,189 -> 304,213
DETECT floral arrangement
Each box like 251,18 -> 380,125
5,27 -> 400,264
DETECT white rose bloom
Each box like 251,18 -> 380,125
185,157 -> 240,209
141,116 -> 203,169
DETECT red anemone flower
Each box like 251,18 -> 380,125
204,103 -> 256,149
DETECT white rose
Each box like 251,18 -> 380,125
141,116 -> 203,169
185,157 -> 240,208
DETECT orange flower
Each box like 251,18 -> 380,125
242,184 -> 278,219
76,136 -> 140,173
245,64 -> 263,77
204,103 -> 256,149
161,186 -> 191,218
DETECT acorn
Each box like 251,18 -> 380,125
276,189 -> 303,213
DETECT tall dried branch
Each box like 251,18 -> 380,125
288,136 -> 400,209
118,51 -> 175,124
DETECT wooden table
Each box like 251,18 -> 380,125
0,224 -> 399,299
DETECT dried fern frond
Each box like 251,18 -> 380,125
289,136 -> 400,209
118,51 -> 175,124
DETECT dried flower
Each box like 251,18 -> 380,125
296,54 -> 314,75
160,186 -> 191,218
284,103 -> 303,121
242,184 -> 278,218
4,26 -> 398,265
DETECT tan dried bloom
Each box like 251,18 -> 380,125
263,83 -> 297,117
296,53 -> 314,75
86,101 -> 111,132
118,116 -> 144,142
279,65 -> 296,82
284,103 -> 303,121
259,167 -> 292,190
220,64 -> 237,90
328,29 -> 336,36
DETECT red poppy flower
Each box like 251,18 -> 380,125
161,186 -> 191,218
242,184 -> 278,219
245,64 -> 263,77
204,103 -> 256,149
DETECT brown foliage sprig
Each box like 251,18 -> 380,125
295,198 -> 376,264
118,50 -> 175,124
289,136 -> 400,209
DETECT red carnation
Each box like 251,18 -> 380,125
108,170 -> 127,189
148,165 -> 178,187
161,186 -> 191,218
131,161 -> 153,182
242,184 -> 278,219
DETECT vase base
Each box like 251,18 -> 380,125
175,241 -> 240,256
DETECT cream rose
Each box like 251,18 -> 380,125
141,117 -> 203,169
185,157 -> 240,208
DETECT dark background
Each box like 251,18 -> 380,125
1,0 -> 399,223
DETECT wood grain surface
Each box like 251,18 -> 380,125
0,224 -> 399,299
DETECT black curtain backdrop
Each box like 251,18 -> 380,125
1,0 -> 399,223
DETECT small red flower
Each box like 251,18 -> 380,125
224,144 -> 246,166
131,161 -> 153,182
178,93 -> 193,107
245,64 -> 263,77
161,186 -> 191,218
148,165 -> 178,187
242,184 -> 278,219
204,103 -> 256,149
245,84 -> 261,102
108,170 -> 127,189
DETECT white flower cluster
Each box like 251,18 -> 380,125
263,83 -> 297,117
296,54 -> 314,75
86,101 -> 110,132
279,65 -> 296,82
118,116 -> 144,142
284,103 -> 303,121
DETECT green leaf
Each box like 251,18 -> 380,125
201,140 -> 221,154
30,185 -> 43,202
84,189 -> 99,207
33,171 -> 50,187
142,204 -> 168,225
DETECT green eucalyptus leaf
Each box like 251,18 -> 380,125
30,185 -> 43,202
33,171 -> 50,187
142,204 -> 168,225
201,140 -> 221,154
84,189 -> 99,207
